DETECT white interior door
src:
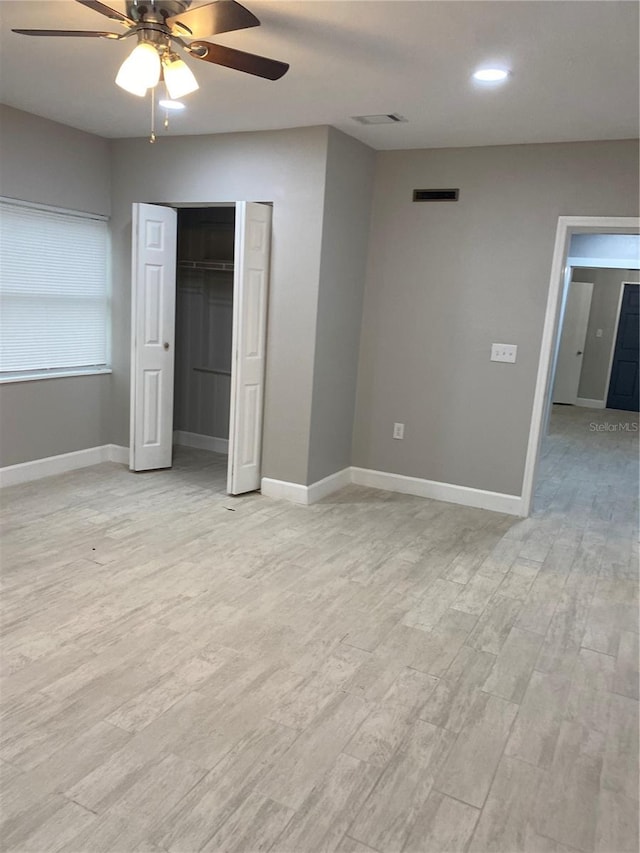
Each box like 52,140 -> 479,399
227,202 -> 272,494
130,203 -> 177,471
552,280 -> 593,405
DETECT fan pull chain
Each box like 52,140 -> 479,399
149,88 -> 156,144
163,83 -> 171,130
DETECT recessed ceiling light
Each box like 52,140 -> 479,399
159,99 -> 185,111
473,68 -> 510,83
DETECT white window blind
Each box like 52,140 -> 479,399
0,200 -> 109,376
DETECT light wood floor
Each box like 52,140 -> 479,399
1,406 -> 638,853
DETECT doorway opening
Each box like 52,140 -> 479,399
129,201 -> 272,495
522,217 -> 640,516
553,270 -> 639,410
173,206 -> 235,460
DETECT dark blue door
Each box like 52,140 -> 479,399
607,283 -> 639,411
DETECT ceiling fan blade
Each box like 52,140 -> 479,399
167,0 -> 259,38
12,28 -> 124,39
75,0 -> 135,28
188,41 -> 289,80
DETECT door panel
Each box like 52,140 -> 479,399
130,203 -> 177,471
552,280 -> 593,405
227,202 -> 271,494
144,270 -> 162,344
142,370 -> 161,444
607,283 -> 639,411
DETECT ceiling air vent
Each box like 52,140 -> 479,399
413,189 -> 459,202
352,113 -> 408,125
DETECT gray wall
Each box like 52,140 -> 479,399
0,376 -> 111,467
352,139 -> 640,497
3,106 -> 638,498
109,126 -> 330,485
307,128 -> 375,483
0,106 -> 111,215
0,106 -> 112,467
573,267 -> 640,402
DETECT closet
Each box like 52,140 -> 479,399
173,206 -> 235,454
131,200 -> 270,489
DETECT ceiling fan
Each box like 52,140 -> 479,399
12,0 -> 289,102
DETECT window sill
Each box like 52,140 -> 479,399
0,367 -> 113,385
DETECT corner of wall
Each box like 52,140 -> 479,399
306,128 -> 376,484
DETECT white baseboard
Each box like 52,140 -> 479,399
262,465 -> 523,515
351,467 -> 524,516
0,444 -> 129,488
261,477 -> 310,504
106,444 -> 129,464
307,468 -> 352,504
173,430 -> 229,454
575,398 -> 606,409
1,444 -> 525,515
261,467 -> 351,506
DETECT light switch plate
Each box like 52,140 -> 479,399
491,343 -> 518,363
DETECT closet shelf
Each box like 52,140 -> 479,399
178,260 -> 234,272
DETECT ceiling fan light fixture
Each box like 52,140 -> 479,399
163,55 -> 199,99
13,0 -> 289,138
116,41 -> 161,95
115,67 -> 147,96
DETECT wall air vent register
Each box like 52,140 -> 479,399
412,189 -> 460,202
352,113 -> 408,125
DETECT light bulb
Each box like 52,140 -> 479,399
116,42 -> 161,96
473,68 -> 510,83
163,55 -> 199,99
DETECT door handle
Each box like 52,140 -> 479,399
576,350 -> 583,355
163,342 -> 170,351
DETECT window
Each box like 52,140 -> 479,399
0,199 -> 110,381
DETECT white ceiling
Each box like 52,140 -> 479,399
0,0 -> 638,149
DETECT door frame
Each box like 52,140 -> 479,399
521,216 -> 640,517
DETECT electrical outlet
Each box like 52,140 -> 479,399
393,422 -> 405,440
596,328 -> 603,338
491,343 -> 518,363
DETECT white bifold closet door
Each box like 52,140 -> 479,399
130,203 -> 177,472
227,202 -> 272,495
